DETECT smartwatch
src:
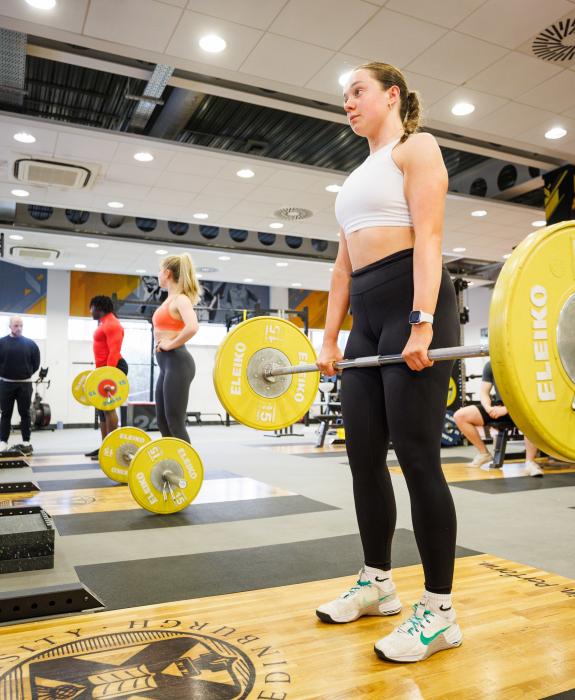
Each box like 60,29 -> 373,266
409,310 -> 434,325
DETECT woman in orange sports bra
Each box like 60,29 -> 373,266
152,253 -> 200,443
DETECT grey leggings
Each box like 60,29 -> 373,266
155,346 -> 195,443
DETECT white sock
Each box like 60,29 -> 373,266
364,565 -> 392,588
424,590 -> 454,616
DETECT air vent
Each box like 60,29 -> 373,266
532,14 -> 575,63
10,246 -> 60,260
14,159 -> 92,188
273,207 -> 313,221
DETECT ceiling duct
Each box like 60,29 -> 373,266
14,159 -> 93,189
0,29 -> 27,107
273,207 -> 313,221
10,246 -> 59,260
149,87 -> 203,140
128,63 -> 173,131
531,13 -> 575,64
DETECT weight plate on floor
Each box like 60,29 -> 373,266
128,437 -> 204,514
99,426 -> 151,483
213,316 -> 319,430
84,366 -> 130,411
489,220 -> 575,461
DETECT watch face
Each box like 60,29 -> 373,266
409,311 -> 421,324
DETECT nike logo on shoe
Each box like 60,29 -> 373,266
439,604 -> 452,612
420,625 -> 451,646
374,576 -> 389,583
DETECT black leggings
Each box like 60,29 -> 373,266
341,249 -> 460,594
0,381 -> 33,442
155,346 -> 195,443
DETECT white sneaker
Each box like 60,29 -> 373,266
375,599 -> 462,663
525,460 -> 544,478
467,452 -> 492,468
0,441 -> 8,452
316,569 -> 401,624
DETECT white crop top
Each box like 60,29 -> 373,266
334,137 -> 413,237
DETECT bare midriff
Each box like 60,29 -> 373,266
346,225 -> 414,270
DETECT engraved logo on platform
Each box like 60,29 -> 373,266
1,630 -> 257,699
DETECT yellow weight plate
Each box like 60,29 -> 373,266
489,220 -> 575,461
71,370 -> 92,406
99,426 -> 151,483
84,366 -> 130,411
128,438 -> 204,514
213,316 -> 320,430
446,376 -> 457,407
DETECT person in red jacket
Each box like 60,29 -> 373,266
85,295 -> 128,458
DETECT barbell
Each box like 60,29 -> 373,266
213,220 -> 575,462
98,427 -> 204,514
71,367 -> 130,411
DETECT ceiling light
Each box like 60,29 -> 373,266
218,255 -> 231,261
13,131 -> 36,143
199,34 -> 227,53
451,102 -> 475,116
338,70 -> 353,87
25,0 -> 56,8
244,278 -> 253,283
329,267 -> 334,272
269,222 -> 283,229
545,126 -> 566,140
9,234 -> 24,240
531,220 -> 546,227
276,262 -> 288,267
325,184 -> 342,193
468,281 -> 474,286
453,247 -> 466,253
11,189 -> 29,197
291,282 -> 302,287
193,212 -> 208,220
107,201 -> 124,209
155,249 -> 167,255
42,261 -> 54,266
502,253 -> 511,259
136,269 -> 146,274
133,151 -> 154,162
197,273 -> 203,279
197,266 -> 217,273
471,209 -> 487,217
237,169 -> 254,179
86,242 -> 100,248
74,264 -> 87,269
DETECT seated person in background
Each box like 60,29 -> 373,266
454,360 -> 543,477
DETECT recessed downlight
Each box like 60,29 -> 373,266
199,34 -> 226,53
25,0 -> 56,9
11,189 -> 29,197
42,261 -> 54,266
453,247 -> 466,253
193,212 -> 208,220
244,277 -> 254,283
13,131 -> 36,143
134,151 -> 154,162
276,262 -> 288,267
503,254 -> 511,259
291,282 -> 302,287
218,255 -> 231,261
86,242 -> 100,248
451,102 -> 475,116
74,263 -> 87,269
155,249 -> 168,255
325,184 -> 342,193
136,269 -> 146,274
237,169 -> 255,179
531,220 -> 546,227
338,70 -> 353,87
471,209 -> 487,217
545,126 -> 566,140
9,234 -> 24,240
269,222 -> 283,229
107,201 -> 124,209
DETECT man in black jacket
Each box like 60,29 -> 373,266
0,316 -> 40,454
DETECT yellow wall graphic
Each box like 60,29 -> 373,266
290,289 -> 352,330
70,271 -> 141,317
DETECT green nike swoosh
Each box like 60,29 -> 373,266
378,594 -> 393,602
420,625 -> 450,646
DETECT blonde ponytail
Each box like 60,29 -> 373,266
161,253 -> 202,305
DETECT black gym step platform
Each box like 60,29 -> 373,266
36,469 -> 240,490
0,583 -> 104,623
451,472 -> 575,494
75,529 -> 481,611
54,495 -> 338,536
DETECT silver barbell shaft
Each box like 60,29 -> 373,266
265,343 -> 490,378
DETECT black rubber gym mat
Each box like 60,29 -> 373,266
37,470 -> 239,490
54,495 -> 338,536
296,453 -> 470,463
450,472 -> 575,494
75,529 -> 481,610
541,691 -> 575,699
